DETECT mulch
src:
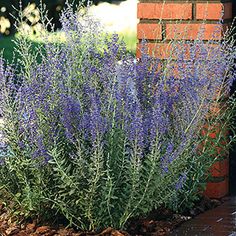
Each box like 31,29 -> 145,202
0,196 -> 223,236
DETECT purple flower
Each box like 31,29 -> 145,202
175,172 -> 187,190
60,94 -> 82,142
160,142 -> 174,174
89,94 -> 107,144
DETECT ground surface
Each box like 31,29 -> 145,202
0,196 -> 223,236
170,197 -> 236,236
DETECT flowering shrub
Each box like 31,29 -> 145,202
0,3 -> 236,231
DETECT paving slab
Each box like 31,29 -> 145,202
170,198 -> 236,236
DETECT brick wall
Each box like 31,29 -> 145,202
137,1 -> 233,58
137,0 -> 233,199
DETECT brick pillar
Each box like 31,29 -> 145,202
201,122 -> 230,198
137,0 -> 233,198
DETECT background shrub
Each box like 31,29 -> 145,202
0,0 -> 127,36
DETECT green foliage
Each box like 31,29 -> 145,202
0,2 -> 235,232
0,36 -> 43,63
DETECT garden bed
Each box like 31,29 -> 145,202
0,2 -> 235,236
0,197 -> 223,236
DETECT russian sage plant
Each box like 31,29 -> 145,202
0,3 -> 236,231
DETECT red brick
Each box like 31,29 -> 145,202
201,123 -> 229,140
137,23 -> 162,40
210,158 -> 229,177
137,3 -> 192,20
136,42 -> 191,60
166,24 -> 223,40
209,102 -> 225,116
204,178 -> 229,199
137,42 -> 172,59
196,3 -> 232,20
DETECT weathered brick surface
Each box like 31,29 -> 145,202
136,42 -> 172,59
137,3 -> 192,20
196,3 -> 232,20
137,23 -> 162,40
210,158 -> 229,178
166,23 -> 222,40
204,178 -> 229,199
